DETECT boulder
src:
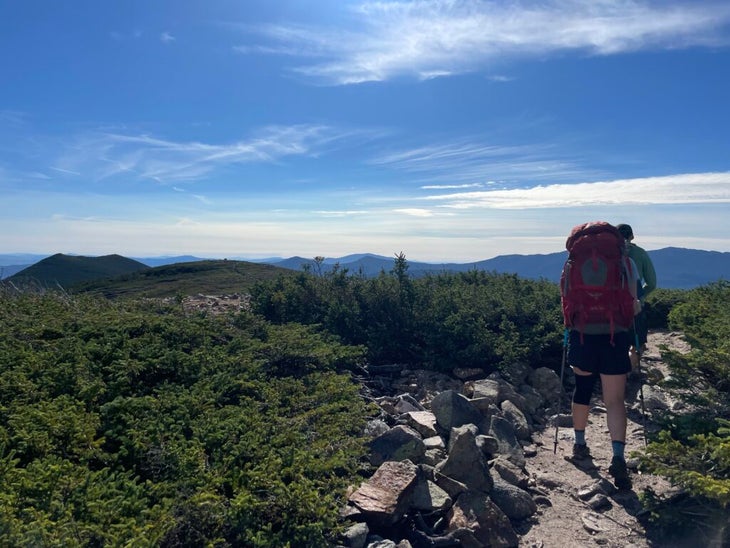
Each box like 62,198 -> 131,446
348,460 -> 419,527
369,425 -> 426,466
402,411 -> 438,438
467,379 -> 500,405
528,367 -> 561,404
341,522 -> 369,548
500,399 -> 531,441
489,476 -> 537,520
488,415 -> 525,468
447,491 -> 518,547
430,390 -> 484,433
435,424 -> 493,493
410,478 -> 452,512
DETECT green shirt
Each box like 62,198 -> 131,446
627,243 -> 657,299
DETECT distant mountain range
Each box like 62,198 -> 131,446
2,247 -> 728,290
265,248 -> 729,289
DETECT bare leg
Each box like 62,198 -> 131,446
600,373 -> 627,443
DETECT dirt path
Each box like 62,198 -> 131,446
517,330 -> 690,548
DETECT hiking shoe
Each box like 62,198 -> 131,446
572,443 -> 591,459
609,456 -> 632,490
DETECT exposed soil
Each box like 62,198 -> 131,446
518,330 -> 693,548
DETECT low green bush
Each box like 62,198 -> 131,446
0,292 -> 370,546
639,281 -> 730,543
252,256 -> 564,376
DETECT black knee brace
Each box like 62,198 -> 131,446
573,373 -> 595,406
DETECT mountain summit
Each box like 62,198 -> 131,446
8,253 -> 149,287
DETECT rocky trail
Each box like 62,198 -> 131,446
342,329 -> 698,548
518,330 -> 691,548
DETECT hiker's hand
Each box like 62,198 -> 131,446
633,299 -> 642,315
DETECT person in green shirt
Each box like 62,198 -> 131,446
617,224 -> 657,362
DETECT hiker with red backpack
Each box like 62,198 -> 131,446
559,221 -> 641,490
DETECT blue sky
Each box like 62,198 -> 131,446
2,0 -> 730,262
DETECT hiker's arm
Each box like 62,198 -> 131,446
640,249 -> 657,296
628,258 -> 642,314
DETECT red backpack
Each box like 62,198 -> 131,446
561,221 -> 635,341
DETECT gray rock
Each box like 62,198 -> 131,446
410,478 -> 452,512
491,457 -> 528,488
517,384 -> 544,417
468,379 -> 500,405
577,478 -> 618,500
423,435 -> 445,450
342,522 -> 369,548
435,424 -> 493,493
489,476 -> 537,520
430,390 -> 484,433
468,396 -> 496,413
495,379 -> 530,417
369,425 -> 426,466
366,539 -> 397,548
476,434 -> 500,458
423,448 -> 446,466
587,493 -> 612,511
528,367 -> 562,404
447,491 -> 518,547
581,512 -> 605,534
433,470 -> 469,500
394,393 -> 426,412
489,415 -> 525,468
500,399 -> 531,440
394,399 -> 421,414
364,419 -> 391,438
641,385 -> 670,411
402,411 -> 438,438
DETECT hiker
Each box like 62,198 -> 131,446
616,223 -> 656,365
560,222 -> 641,490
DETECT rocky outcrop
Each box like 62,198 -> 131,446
340,365 -> 562,547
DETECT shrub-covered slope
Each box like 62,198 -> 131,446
0,292 -> 370,546
641,281 -> 730,520
73,259 -> 295,298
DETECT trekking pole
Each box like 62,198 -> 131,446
554,328 -> 569,454
633,322 -> 648,447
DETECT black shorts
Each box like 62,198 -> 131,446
567,330 -> 631,375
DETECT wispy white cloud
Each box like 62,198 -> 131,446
56,125 -> 350,183
422,172 -> 730,209
488,75 -> 513,83
421,183 -> 485,190
237,0 -> 730,84
160,32 -> 176,43
0,110 -> 28,127
50,166 -> 82,176
372,140 -> 602,184
313,210 -> 369,217
394,208 -> 434,217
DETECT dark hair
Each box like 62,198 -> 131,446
616,223 -> 633,239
